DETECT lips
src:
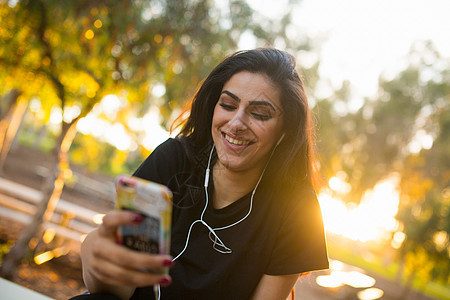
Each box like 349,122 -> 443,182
223,133 -> 252,146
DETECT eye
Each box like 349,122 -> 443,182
219,102 -> 236,111
251,113 -> 271,121
250,107 -> 273,121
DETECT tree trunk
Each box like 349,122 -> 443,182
0,89 -> 22,161
0,89 -> 21,120
0,96 -> 28,173
0,118 -> 79,279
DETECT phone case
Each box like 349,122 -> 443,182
115,175 -> 172,255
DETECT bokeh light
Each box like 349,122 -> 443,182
319,176 -> 400,242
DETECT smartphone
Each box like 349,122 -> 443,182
115,175 -> 172,255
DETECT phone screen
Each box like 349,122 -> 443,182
120,214 -> 160,253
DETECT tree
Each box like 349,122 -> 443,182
0,89 -> 25,172
395,47 -> 450,292
0,0 -> 308,279
315,41 -> 449,289
315,42 -> 447,203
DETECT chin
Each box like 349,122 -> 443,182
217,159 -> 239,170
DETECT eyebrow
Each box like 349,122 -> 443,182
221,90 -> 240,102
221,90 -> 276,111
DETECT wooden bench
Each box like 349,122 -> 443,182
0,177 -> 102,241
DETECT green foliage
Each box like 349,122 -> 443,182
69,133 -> 145,176
316,41 -> 450,284
397,105 -> 450,284
1,0 -> 312,172
315,43 -> 449,202
1,0 -> 309,141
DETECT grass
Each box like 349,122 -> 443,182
327,237 -> 450,299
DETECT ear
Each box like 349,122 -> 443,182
276,133 -> 285,147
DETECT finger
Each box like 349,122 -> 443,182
98,210 -> 144,236
93,242 -> 174,272
90,255 -> 172,287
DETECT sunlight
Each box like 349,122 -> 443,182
152,83 -> 166,98
80,234 -> 87,243
42,228 -> 56,244
319,175 -> 400,242
49,106 -> 63,124
141,107 -> 170,150
34,247 -> 69,265
330,259 -> 344,271
92,214 -> 105,225
407,129 -> 434,154
329,176 -> 352,194
63,105 -> 81,123
316,271 -> 375,289
317,259 -> 378,290
316,274 -> 343,288
391,231 -> 406,249
343,271 -> 376,288
104,123 -> 134,151
357,288 -> 384,300
77,95 -> 169,152
34,251 -> 54,265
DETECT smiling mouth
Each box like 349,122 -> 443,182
223,133 -> 252,146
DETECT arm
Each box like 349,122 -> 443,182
250,273 -> 299,300
81,211 -> 174,300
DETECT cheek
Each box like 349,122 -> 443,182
211,108 -> 227,143
264,129 -> 284,150
212,107 -> 231,129
211,107 -> 221,129
259,121 -> 283,142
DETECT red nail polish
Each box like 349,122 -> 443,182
158,276 -> 172,286
131,214 -> 144,223
162,259 -> 174,267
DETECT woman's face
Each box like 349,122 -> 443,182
211,71 -> 284,173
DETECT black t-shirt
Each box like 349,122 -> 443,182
130,138 -> 328,300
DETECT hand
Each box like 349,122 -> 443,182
81,210 -> 174,297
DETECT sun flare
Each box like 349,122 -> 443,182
319,175 -> 400,242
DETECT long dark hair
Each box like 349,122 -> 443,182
177,48 -> 318,188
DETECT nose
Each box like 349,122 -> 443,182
228,109 -> 248,133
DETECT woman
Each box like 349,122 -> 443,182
78,48 -> 328,300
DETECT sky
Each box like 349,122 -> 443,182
245,0 -> 450,99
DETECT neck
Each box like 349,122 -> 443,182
211,162 -> 265,209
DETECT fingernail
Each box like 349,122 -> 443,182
131,214 -> 144,223
162,259 -> 174,267
158,276 -> 172,286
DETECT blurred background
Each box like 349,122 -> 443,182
0,0 -> 448,299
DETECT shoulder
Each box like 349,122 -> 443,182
133,138 -> 189,182
155,137 -> 185,154
265,184 -> 329,275
282,184 -> 322,224
267,180 -> 318,213
264,182 -> 324,246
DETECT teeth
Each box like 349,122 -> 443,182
225,134 -> 250,145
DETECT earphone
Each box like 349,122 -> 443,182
276,133 -> 285,147
155,135 -> 284,299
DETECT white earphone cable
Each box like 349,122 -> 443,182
157,139 -> 281,299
